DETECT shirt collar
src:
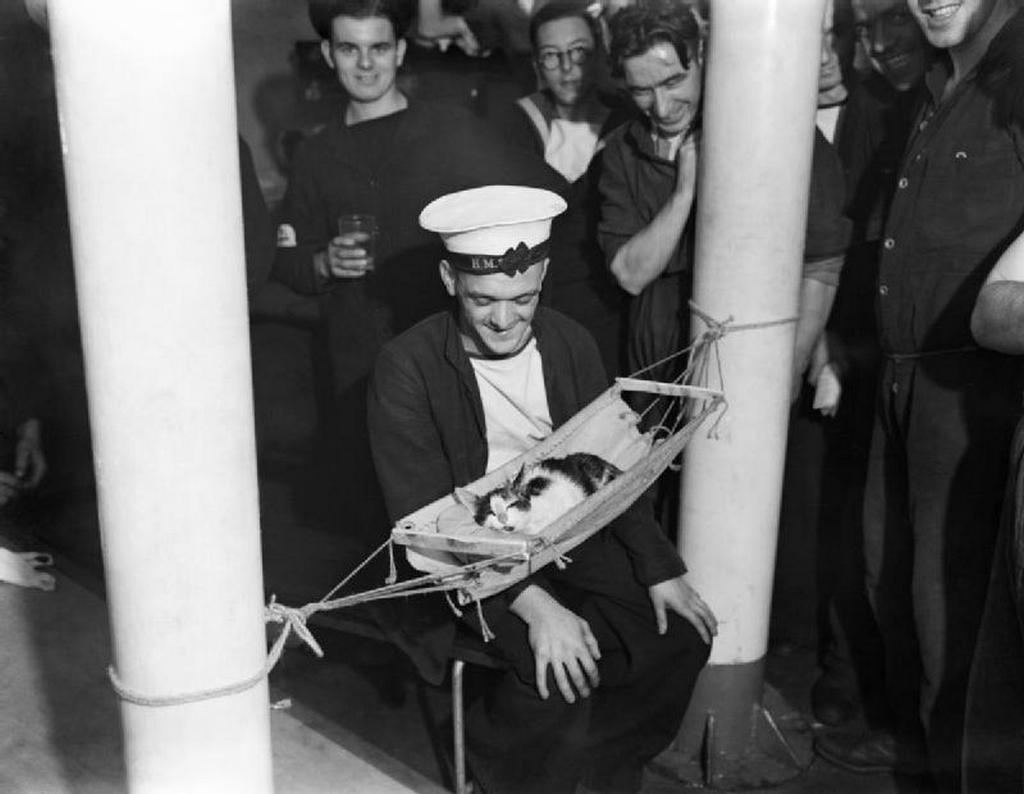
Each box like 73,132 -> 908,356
627,117 -> 674,162
923,54 -> 954,106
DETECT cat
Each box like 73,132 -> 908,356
455,452 -> 621,536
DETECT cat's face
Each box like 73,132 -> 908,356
481,489 -> 533,533
478,466 -> 558,533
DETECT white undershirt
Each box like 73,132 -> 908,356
470,338 -> 552,473
816,105 -> 841,144
546,118 -> 605,183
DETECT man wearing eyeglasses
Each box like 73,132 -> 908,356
506,0 -> 632,377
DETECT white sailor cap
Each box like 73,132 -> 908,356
419,185 -> 567,276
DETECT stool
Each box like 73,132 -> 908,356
449,629 -> 508,794
308,609 -> 507,794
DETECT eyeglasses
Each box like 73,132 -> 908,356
536,45 -> 592,71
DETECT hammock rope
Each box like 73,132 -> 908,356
106,306 -> 796,708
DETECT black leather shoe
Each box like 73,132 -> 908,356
814,729 -> 898,774
815,728 -> 929,777
811,673 -> 859,727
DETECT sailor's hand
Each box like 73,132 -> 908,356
649,575 -> 717,644
511,586 -> 601,703
318,237 -> 373,280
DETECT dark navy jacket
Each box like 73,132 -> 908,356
367,307 -> 685,683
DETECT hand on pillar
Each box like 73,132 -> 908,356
674,133 -> 698,199
648,574 -> 718,645
511,585 -> 602,703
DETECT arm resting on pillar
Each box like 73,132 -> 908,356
602,139 -> 696,296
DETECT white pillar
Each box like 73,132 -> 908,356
673,0 -> 825,782
47,2 -> 273,791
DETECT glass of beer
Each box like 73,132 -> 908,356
336,214 -> 378,272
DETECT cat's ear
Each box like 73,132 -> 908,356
453,487 -> 478,511
511,465 -> 526,489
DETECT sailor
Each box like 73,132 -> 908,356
367,185 -> 716,794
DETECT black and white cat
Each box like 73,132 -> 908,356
456,452 -> 621,535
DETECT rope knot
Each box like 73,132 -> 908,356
689,301 -> 733,342
537,537 -> 572,570
266,597 -> 323,659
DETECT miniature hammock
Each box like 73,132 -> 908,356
297,321 -> 728,621
390,376 -> 723,604
293,302 -> 816,631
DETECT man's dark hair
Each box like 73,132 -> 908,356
308,0 -> 414,40
528,0 -> 604,52
608,0 -> 702,78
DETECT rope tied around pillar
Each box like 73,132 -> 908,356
688,301 -> 798,338
628,302 -> 798,394
107,598 -> 323,708
629,302 -> 798,444
107,539 -> 396,708
106,539 -> 530,707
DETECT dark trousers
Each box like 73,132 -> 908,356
465,531 -> 709,794
963,416 -> 1024,793
863,353 -> 1019,791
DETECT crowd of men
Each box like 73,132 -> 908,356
4,0 -> 1024,791
266,0 -> 1024,791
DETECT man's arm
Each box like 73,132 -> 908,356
508,585 -> 601,703
972,229 -> 1024,354
793,127 -> 849,394
272,144 -> 334,296
367,345 -> 459,520
601,137 -> 696,296
272,141 -> 373,295
791,268 -> 840,397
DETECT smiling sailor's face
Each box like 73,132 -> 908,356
907,0 -> 998,50
441,261 -> 547,358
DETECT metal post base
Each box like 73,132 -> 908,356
651,660 -> 813,790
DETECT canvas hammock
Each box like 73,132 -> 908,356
297,312 -> 733,618
391,377 -> 723,603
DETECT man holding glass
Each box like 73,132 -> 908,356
271,0 -> 563,553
